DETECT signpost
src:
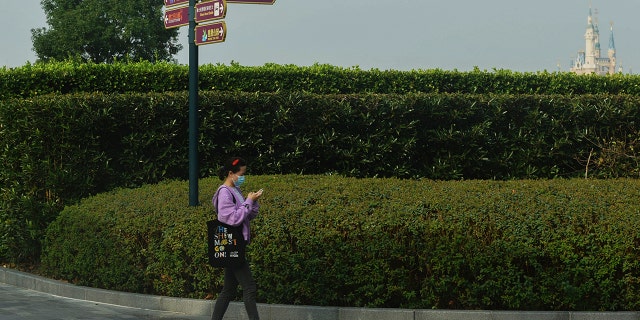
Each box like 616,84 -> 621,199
195,0 -> 226,23
164,6 -> 189,29
163,0 -> 275,206
187,0 -> 199,206
164,0 -> 190,7
195,22 -> 227,45
226,0 -> 275,4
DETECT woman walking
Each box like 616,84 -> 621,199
211,157 -> 263,320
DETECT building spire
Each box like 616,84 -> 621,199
571,2 -> 617,75
608,21 -> 616,51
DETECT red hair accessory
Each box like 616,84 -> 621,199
232,159 -> 239,166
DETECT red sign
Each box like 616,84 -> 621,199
164,0 -> 190,7
195,0 -> 227,23
195,22 -> 227,45
164,5 -> 189,29
226,0 -> 275,4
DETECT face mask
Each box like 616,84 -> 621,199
234,175 -> 245,187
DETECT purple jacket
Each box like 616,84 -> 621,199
212,185 -> 259,244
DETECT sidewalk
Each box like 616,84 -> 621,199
0,282 -> 208,320
1,267 -> 639,320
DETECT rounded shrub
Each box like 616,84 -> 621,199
42,176 -> 640,310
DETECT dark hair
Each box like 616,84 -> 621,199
217,157 -> 247,180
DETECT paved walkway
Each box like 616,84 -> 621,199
3,267 -> 640,320
0,282 -> 208,320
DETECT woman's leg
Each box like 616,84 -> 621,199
211,267 -> 238,320
234,262 -> 259,320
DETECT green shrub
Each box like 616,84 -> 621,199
42,176 -> 640,310
5,62 -> 640,100
42,179 -> 218,296
3,91 -> 639,263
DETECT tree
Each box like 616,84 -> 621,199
31,0 -> 183,63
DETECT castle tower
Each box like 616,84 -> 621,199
570,4 -> 617,75
607,22 -> 617,75
583,6 -> 597,70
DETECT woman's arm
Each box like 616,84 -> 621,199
216,187 -> 256,226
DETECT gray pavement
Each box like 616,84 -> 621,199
2,267 -> 640,320
0,282 -> 208,320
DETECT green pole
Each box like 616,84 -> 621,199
188,0 -> 199,206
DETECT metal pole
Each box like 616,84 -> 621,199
188,0 -> 199,206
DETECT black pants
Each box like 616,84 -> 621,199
211,262 -> 259,320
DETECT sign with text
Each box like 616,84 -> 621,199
195,0 -> 227,23
227,0 -> 275,4
207,219 -> 246,267
195,22 -> 227,45
164,5 -> 189,29
164,0 -> 189,8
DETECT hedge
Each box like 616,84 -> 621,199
41,176 -> 640,310
4,62 -> 640,100
2,91 -> 639,263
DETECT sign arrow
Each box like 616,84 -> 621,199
164,5 -> 189,29
195,21 -> 227,45
195,0 -> 227,23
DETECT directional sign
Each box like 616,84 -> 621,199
164,0 -> 189,7
226,0 -> 275,4
195,0 -> 227,23
164,5 -> 189,29
195,22 -> 227,45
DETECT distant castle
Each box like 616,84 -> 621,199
570,5 -> 618,75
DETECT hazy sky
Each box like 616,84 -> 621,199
2,0 -> 640,72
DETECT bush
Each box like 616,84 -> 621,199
3,91 -> 639,263
41,176 -> 640,310
4,62 -> 640,100
42,179 -> 216,296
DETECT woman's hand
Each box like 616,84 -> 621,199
247,189 -> 263,201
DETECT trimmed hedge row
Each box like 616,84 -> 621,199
4,62 -> 640,100
41,176 -> 640,310
2,91 -> 639,263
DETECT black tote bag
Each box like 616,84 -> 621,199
207,219 -> 246,267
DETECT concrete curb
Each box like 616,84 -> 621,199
1,267 -> 639,320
